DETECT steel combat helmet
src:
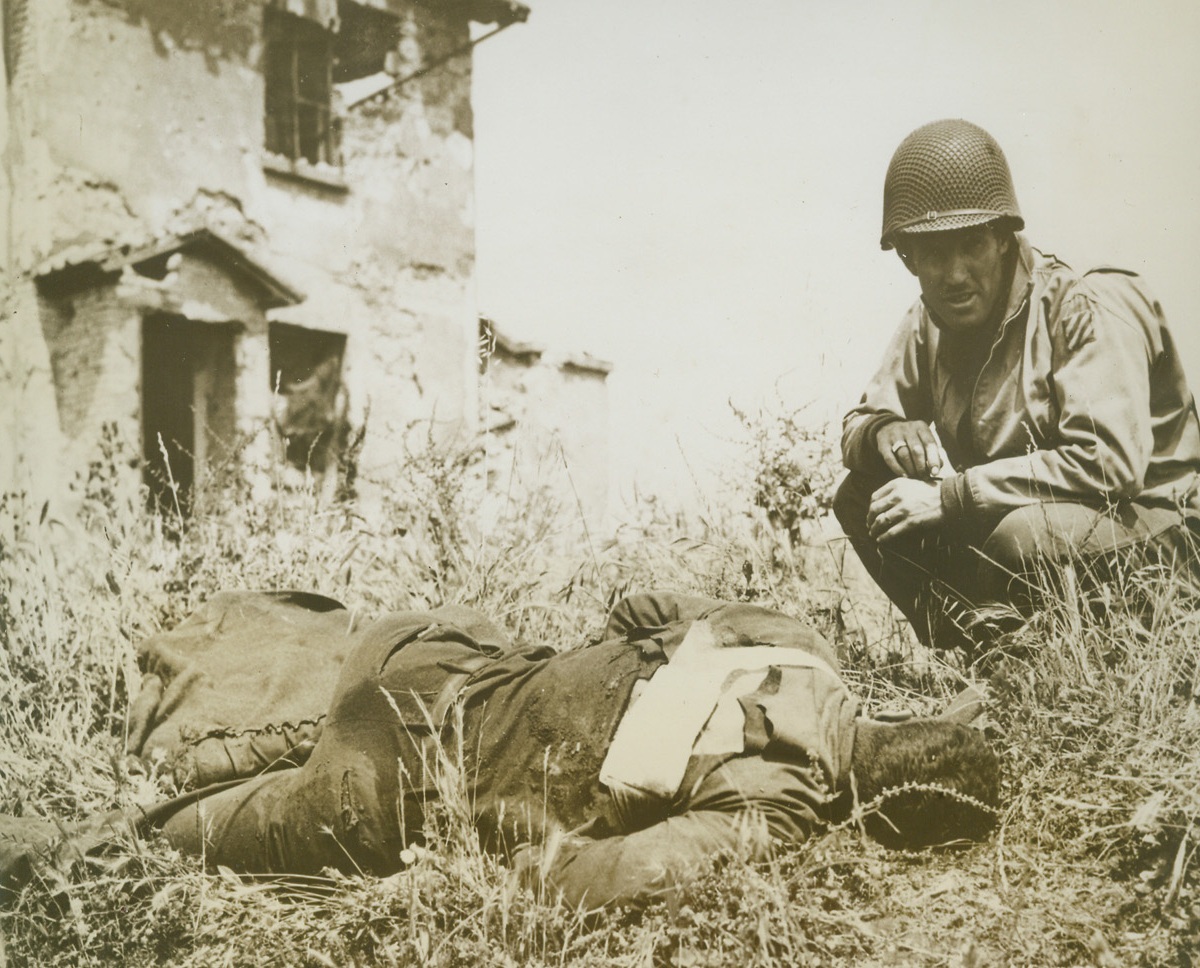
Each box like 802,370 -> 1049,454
880,119 -> 1023,250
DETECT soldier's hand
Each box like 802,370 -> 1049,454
867,478 -> 944,542
875,420 -> 943,479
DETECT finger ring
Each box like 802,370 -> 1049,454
891,441 -> 910,455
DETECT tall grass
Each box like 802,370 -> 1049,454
2,426 -> 1199,966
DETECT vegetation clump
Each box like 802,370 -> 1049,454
1,422 -> 1198,966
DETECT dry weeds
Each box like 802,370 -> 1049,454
1,429 -> 1198,967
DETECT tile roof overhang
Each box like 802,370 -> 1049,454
34,229 -> 304,309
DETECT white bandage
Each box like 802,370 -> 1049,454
600,619 -> 843,805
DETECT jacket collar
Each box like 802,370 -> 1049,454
1003,233 -> 1036,323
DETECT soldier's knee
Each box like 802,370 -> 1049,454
976,503 -> 1102,608
833,472 -> 873,535
980,503 -> 1100,575
980,510 -> 1040,576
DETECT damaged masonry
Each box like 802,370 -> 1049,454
1,0 -> 610,527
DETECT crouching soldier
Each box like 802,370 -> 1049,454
837,119 -> 1200,648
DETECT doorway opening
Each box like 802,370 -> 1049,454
141,315 -> 238,514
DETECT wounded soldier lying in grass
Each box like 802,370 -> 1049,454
0,591 -> 1000,911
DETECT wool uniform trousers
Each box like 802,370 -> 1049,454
833,471 -> 1200,649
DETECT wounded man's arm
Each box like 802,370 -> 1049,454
531,757 -> 827,911
602,592 -> 729,640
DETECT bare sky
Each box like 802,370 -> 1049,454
470,1 -> 1200,509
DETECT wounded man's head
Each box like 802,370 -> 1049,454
850,719 -> 1001,849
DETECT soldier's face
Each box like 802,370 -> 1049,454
901,225 -> 1011,334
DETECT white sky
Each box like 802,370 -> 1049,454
471,1 -> 1200,509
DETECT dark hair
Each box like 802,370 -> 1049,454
850,720 -> 1001,849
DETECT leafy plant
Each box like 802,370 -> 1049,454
3,420 -> 1200,966
730,399 -> 841,547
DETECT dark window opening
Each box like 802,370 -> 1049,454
269,322 -> 347,472
263,8 -> 339,165
334,1 -> 401,82
142,316 -> 238,517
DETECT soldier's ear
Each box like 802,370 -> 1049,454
993,225 -> 1014,257
895,248 -> 919,277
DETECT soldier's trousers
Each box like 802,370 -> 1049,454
833,471 -> 1200,649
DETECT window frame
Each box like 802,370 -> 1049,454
262,8 -> 341,171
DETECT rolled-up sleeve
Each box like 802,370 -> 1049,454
842,304 -> 934,472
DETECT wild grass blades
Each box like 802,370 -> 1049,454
981,534 -> 1200,961
4,419 -> 1200,964
0,484 -> 157,820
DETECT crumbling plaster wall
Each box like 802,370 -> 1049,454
262,4 -> 479,486
550,365 -> 610,523
38,285 -> 141,461
37,252 -> 274,485
2,0 -> 267,497
8,0 -> 261,268
3,0 -> 481,499
481,354 -> 612,532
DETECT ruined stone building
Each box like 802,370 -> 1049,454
0,0 -> 610,525
478,317 -> 611,531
